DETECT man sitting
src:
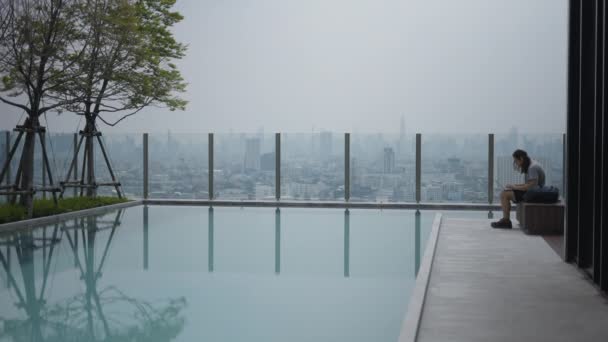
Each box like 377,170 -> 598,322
491,149 -> 546,229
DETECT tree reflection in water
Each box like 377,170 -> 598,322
0,209 -> 187,342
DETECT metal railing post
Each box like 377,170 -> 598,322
345,133 -> 350,201
143,133 -> 148,199
415,210 -> 421,275
275,208 -> 281,274
73,133 -> 78,197
416,133 -> 421,203
209,133 -> 214,200
344,209 -> 350,277
5,131 -> 10,186
42,149 -> 47,199
275,133 -> 280,200
488,133 -> 494,204
208,207 -> 214,272
563,133 -> 566,197
143,205 -> 149,270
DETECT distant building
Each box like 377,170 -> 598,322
320,131 -> 333,161
425,185 -> 443,201
398,115 -> 406,158
256,126 -> 265,144
384,147 -> 395,174
351,157 -> 359,187
508,126 -> 520,147
255,184 -> 274,199
260,152 -> 275,171
447,158 -> 462,173
244,138 -> 261,171
285,182 -> 321,200
442,182 -> 464,201
402,182 -> 416,202
376,189 -> 392,202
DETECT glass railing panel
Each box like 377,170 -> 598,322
1,131 -> 22,203
93,133 -> 143,199
0,131 -> 11,203
40,132 -> 74,199
255,133 -> 276,200
214,133 -> 275,200
147,133 -> 208,199
350,133 -> 416,202
1,131 -> 74,201
421,133 -> 488,203
281,132 -> 344,201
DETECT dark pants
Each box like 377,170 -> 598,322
512,190 -> 526,203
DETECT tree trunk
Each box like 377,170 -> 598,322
18,118 -> 37,217
86,135 -> 96,197
84,117 -> 96,197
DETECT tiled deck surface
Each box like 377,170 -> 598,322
417,218 -> 608,342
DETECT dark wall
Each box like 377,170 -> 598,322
566,0 -> 608,292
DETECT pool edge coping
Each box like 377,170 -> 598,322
398,212 -> 443,342
0,200 -> 495,234
144,199 -> 502,211
0,200 -> 143,232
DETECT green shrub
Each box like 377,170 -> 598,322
0,196 -> 129,224
0,204 -> 27,224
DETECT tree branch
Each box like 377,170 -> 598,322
97,106 -> 147,127
0,94 -> 30,113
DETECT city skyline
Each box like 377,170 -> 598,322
1,130 -> 563,203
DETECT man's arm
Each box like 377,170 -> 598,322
505,179 -> 538,191
507,165 -> 540,191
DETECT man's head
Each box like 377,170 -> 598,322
512,149 -> 531,173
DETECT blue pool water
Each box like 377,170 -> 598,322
0,206 -> 435,342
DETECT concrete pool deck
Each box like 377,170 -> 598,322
416,217 -> 608,342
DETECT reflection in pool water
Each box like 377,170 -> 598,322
0,206 -> 434,342
0,210 -> 186,341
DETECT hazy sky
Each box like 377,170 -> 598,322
0,0 -> 568,134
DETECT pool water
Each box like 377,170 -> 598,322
0,206 -> 435,342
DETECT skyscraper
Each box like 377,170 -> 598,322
351,157 -> 358,187
384,147 -> 395,174
398,115 -> 406,158
260,152 -> 275,171
244,138 -> 261,171
256,126 -> 265,152
320,131 -> 333,161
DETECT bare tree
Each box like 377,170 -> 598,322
0,0 -> 88,215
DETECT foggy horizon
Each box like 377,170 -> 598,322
0,0 -> 569,134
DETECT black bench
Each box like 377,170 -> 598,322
516,200 -> 565,235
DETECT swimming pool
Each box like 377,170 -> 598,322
0,206 -> 435,342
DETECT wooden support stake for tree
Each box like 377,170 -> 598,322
96,135 -> 123,198
60,130 -> 123,198
60,134 -> 85,198
0,124 -> 61,215
38,132 -> 57,203
73,133 -> 78,197
0,131 -> 24,184
79,140 -> 88,197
